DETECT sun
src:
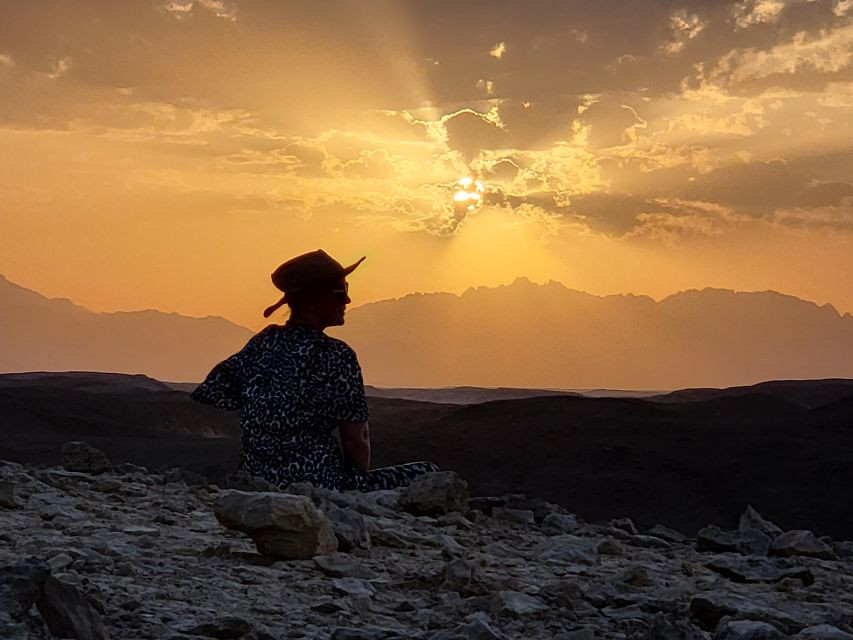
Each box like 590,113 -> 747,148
452,177 -> 486,212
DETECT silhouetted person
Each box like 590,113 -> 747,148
191,249 -> 439,491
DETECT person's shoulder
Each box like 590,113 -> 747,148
320,334 -> 358,359
244,324 -> 280,349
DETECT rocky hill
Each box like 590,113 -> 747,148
1,445 -> 852,640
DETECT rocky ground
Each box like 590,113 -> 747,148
2,443 -> 853,640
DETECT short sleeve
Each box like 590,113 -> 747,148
320,342 -> 369,422
191,351 -> 245,411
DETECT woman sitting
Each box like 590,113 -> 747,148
191,249 -> 439,491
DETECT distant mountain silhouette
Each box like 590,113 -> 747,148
0,274 -> 254,382
650,378 -> 853,409
331,278 -> 853,389
4,274 -> 853,389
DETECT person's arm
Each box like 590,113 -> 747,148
339,421 -> 371,472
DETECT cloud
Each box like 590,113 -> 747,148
662,10 -> 706,55
733,0 -> 787,29
46,56 -> 72,80
165,0 -> 237,21
0,54 -> 14,69
441,108 -> 506,160
489,42 -> 507,60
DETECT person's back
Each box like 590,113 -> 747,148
191,249 -> 438,491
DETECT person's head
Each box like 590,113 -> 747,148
285,276 -> 351,328
262,249 -> 364,329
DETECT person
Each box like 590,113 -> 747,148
191,249 -> 439,492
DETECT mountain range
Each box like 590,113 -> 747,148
3,273 -> 853,389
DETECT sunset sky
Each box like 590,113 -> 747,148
1,0 -> 852,332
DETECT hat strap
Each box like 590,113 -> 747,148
262,294 -> 287,318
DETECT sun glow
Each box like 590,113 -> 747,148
453,177 -> 486,212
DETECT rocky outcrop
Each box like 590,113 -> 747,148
213,490 -> 338,559
400,471 -> 470,516
1,452 -> 852,639
61,441 -> 112,474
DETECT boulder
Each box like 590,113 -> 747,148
533,534 -> 599,565
400,472 -> 469,516
697,525 -> 770,556
542,513 -> 579,535
770,530 -> 836,560
0,557 -> 51,640
793,625 -> 853,640
325,505 -> 371,552
738,506 -> 783,539
35,576 -> 109,640
0,482 -> 19,509
61,441 -> 112,474
714,620 -> 785,640
220,470 -> 279,493
213,490 -> 337,560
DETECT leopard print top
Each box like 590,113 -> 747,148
191,323 -> 369,490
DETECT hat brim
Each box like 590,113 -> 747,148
342,256 -> 366,275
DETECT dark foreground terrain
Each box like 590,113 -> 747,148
1,372 -> 852,538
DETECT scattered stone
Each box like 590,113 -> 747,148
770,530 -> 836,560
714,620 -> 785,640
467,496 -> 504,517
793,625 -> 853,639
627,534 -> 672,550
738,506 -> 784,539
213,490 -> 337,560
597,538 -> 623,556
330,626 -> 405,640
534,534 -> 599,565
0,482 -> 19,509
35,575 -> 109,640
489,590 -> 548,617
705,554 -> 815,585
163,466 -> 208,487
332,577 -> 376,598
645,612 -> 710,639
0,557 -> 51,638
61,441 -> 112,474
441,558 -> 487,596
542,513 -> 579,535
400,471 -> 469,516
689,594 -> 798,632
610,517 -> 639,535
220,470 -> 279,493
182,616 -> 260,638
325,504 -> 371,552
619,565 -> 652,587
696,525 -> 770,556
430,615 -> 507,639
648,524 -> 688,544
314,553 -> 376,579
492,507 -> 535,525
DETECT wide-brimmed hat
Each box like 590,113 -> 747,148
262,249 -> 365,318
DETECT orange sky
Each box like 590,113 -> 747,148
1,0 -> 852,332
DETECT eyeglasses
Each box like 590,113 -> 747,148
329,282 -> 349,301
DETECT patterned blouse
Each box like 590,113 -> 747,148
191,323 -> 370,490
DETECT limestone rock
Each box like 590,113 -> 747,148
213,490 -> 337,560
430,615 -> 508,639
0,557 -> 51,639
533,534 -> 599,565
35,575 -> 109,640
793,625 -> 853,639
645,613 -> 710,639
714,620 -> 784,640
542,513 -> 579,535
61,441 -> 112,474
330,626 -> 406,639
441,558 -> 487,596
492,507 -> 535,525
770,530 -> 836,560
220,470 -> 279,493
649,524 -> 688,544
489,590 -> 548,617
325,504 -> 371,552
697,525 -> 770,556
738,506 -> 784,539
0,481 -> 19,509
314,553 -> 376,579
705,554 -> 814,585
400,471 -> 469,516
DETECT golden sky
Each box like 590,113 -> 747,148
1,0 -> 852,332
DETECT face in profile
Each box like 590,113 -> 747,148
316,278 -> 351,327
